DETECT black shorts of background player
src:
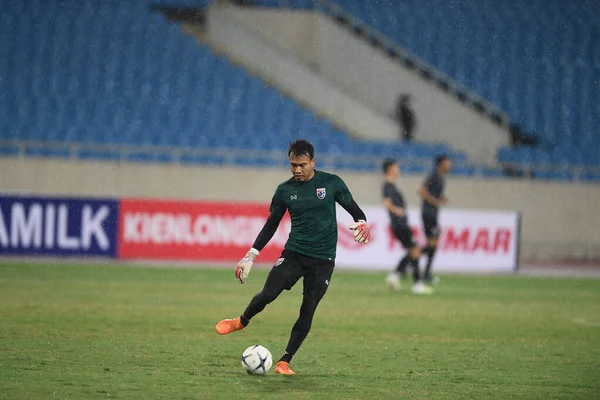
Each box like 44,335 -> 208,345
419,154 -> 452,284
382,159 -> 431,294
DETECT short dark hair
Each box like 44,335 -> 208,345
382,158 -> 397,174
435,154 -> 450,167
288,139 -> 314,160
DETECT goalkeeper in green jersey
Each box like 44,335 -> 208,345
216,139 -> 370,375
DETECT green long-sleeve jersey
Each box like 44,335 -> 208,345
266,170 -> 355,261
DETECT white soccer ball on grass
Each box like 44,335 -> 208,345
241,345 -> 273,375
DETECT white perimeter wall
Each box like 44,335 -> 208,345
2,157 -> 599,262
211,5 -> 509,165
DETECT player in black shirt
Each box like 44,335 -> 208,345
382,159 -> 432,294
419,154 -> 452,284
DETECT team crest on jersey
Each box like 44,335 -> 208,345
274,258 -> 285,267
316,188 -> 326,199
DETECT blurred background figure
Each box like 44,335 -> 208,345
395,93 -> 416,142
419,154 -> 452,285
382,159 -> 431,294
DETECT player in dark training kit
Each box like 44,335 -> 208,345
419,154 -> 452,285
215,139 -> 371,375
382,159 -> 432,294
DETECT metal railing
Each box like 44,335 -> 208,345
3,139 -> 599,183
498,160 -> 600,182
0,139 -> 439,172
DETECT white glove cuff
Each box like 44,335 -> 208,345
247,247 -> 260,260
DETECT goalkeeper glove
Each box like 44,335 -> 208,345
235,247 -> 260,284
349,220 -> 370,244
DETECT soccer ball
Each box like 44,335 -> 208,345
241,345 -> 273,375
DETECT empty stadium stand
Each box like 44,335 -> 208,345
328,0 -> 599,143
0,0 -> 470,174
1,0 -> 598,182
252,0 -> 600,181
343,0 -> 600,177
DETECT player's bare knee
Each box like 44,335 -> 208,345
428,237 -> 439,248
409,246 -> 421,259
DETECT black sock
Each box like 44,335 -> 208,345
421,246 -> 432,278
423,247 -> 437,278
240,314 -> 249,327
279,351 -> 293,363
410,257 -> 421,282
396,255 -> 411,277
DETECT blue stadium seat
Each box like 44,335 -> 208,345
254,0 -> 315,9
319,0 -> 600,171
400,164 -> 426,175
24,146 -> 71,159
411,142 -> 437,159
481,168 -> 506,179
331,159 -> 379,172
532,170 -> 573,182
497,147 -> 518,164
579,172 -> 600,183
450,151 -> 469,163
449,165 -> 476,177
180,153 -> 226,166
127,152 -> 175,164
0,144 -> 20,157
231,155 -> 287,168
530,148 -> 552,166
0,0 -> 472,172
77,149 -> 122,162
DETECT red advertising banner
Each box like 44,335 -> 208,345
335,206 -> 520,273
118,198 -> 289,261
118,198 -> 519,272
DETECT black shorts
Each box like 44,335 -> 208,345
392,224 -> 416,249
269,249 -> 335,296
422,212 -> 440,238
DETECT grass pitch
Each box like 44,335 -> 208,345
1,263 -> 599,400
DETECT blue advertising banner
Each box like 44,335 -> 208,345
0,195 -> 118,257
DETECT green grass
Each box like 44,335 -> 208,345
1,263 -> 599,400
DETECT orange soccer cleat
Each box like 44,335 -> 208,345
215,317 -> 245,335
275,361 -> 295,375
